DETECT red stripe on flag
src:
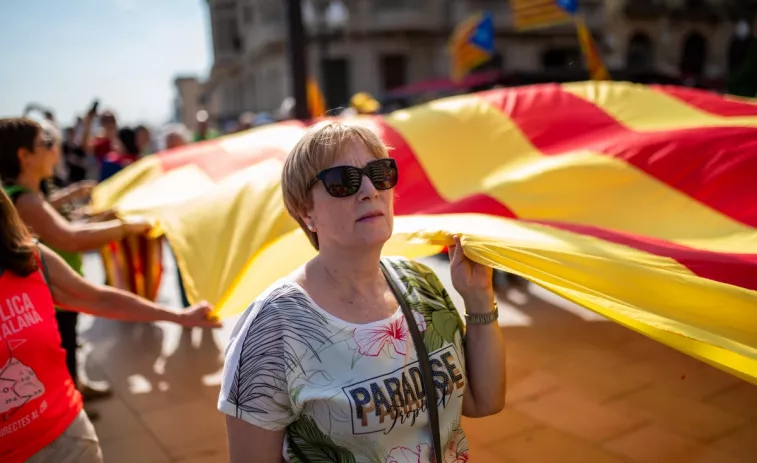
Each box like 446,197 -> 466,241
534,220 -> 757,291
156,122 -> 306,181
374,119 -> 516,218
651,85 -> 757,117
480,85 -> 757,227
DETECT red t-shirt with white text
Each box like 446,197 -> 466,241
0,259 -> 82,462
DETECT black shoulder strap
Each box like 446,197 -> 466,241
35,241 -> 51,286
380,259 -> 442,463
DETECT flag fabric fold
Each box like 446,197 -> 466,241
92,81 -> 757,385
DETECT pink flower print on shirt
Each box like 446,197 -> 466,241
386,443 -> 432,463
445,438 -> 469,463
353,310 -> 427,357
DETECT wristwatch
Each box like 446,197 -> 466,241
464,300 -> 499,325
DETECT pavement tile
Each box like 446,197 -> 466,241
505,369 -> 561,404
467,441 -> 519,463
609,387 -> 747,440
141,399 -> 227,460
547,358 -> 651,402
550,342 -> 633,371
621,357 -> 742,400
88,397 -> 143,441
462,409 -> 542,445
514,389 -> 645,442
704,382 -> 757,421
488,427 -> 627,463
98,431 -> 170,463
175,448 -> 230,463
602,423 -> 702,463
710,423 -> 757,462
681,446 -> 752,463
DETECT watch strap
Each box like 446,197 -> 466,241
465,301 -> 499,325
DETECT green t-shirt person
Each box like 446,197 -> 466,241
3,184 -> 85,280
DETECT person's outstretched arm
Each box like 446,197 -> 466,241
16,193 -> 148,252
41,243 -> 220,328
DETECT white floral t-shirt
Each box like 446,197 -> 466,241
218,257 -> 470,463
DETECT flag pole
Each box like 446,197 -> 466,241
285,0 -> 310,120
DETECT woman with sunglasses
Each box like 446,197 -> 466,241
0,118 -> 151,408
219,122 -> 506,462
0,187 -> 220,463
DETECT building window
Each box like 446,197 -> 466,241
242,5 -> 254,24
380,55 -> 408,91
260,0 -> 285,23
266,69 -> 280,109
541,47 -> 581,70
680,32 -> 707,77
373,0 -> 423,12
213,1 -> 236,13
626,32 -> 654,71
729,35 -> 753,74
246,75 -> 257,109
321,58 -> 351,109
216,18 -> 239,51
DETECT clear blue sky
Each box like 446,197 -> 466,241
0,0 -> 212,127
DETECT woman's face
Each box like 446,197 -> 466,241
136,128 -> 151,152
304,140 -> 394,251
19,130 -> 59,179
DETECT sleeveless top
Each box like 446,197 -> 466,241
2,184 -> 84,276
218,256 -> 471,463
0,253 -> 83,462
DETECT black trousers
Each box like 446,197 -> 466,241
55,310 -> 79,385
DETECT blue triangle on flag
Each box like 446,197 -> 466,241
555,0 -> 578,14
468,12 -> 494,53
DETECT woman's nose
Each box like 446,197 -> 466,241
357,174 -> 378,200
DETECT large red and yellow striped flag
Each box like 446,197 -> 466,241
92,81 -> 757,385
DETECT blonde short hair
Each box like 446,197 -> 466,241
282,121 -> 391,250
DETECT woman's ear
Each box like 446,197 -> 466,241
16,146 -> 32,166
299,208 -> 316,232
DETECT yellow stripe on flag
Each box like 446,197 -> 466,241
563,81 -> 757,130
386,94 -> 754,253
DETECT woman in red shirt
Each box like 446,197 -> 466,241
0,188 -> 221,463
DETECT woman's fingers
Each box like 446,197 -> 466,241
450,235 -> 464,266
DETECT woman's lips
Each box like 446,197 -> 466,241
357,212 -> 383,222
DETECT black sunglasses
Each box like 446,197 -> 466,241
39,137 -> 55,150
310,158 -> 398,198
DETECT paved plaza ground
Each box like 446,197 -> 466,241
79,251 -> 757,462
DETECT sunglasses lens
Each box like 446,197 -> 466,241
317,159 -> 398,198
367,159 -> 398,190
322,166 -> 360,198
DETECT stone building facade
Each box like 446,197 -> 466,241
187,0 -> 753,125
